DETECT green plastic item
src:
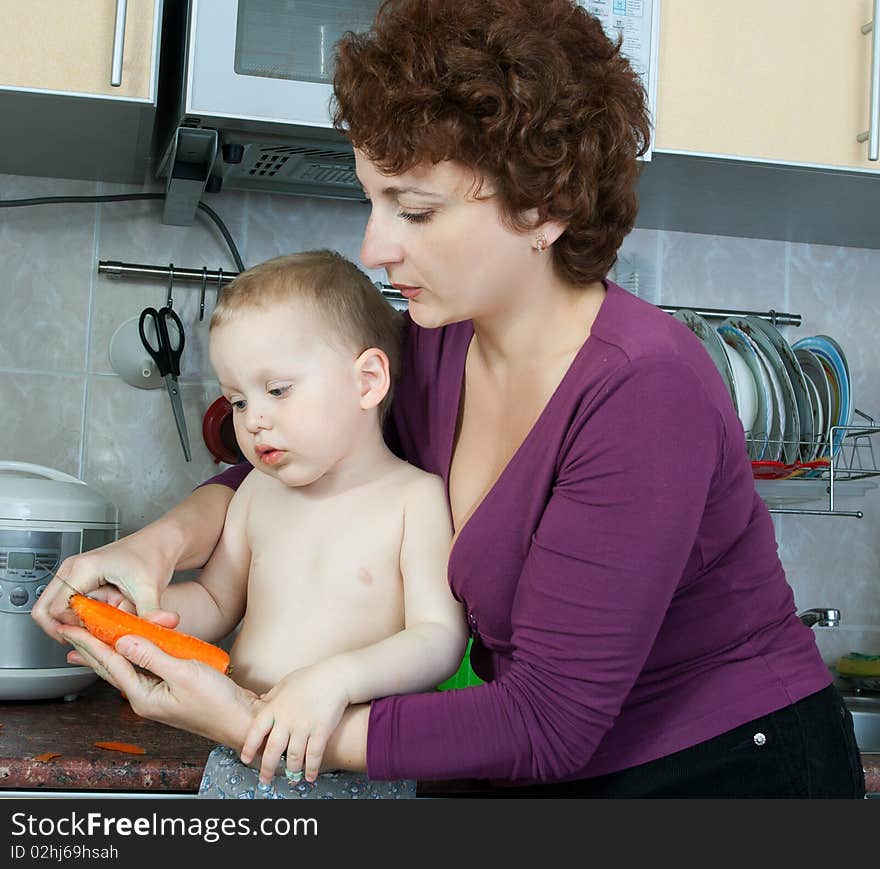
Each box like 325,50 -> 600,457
437,638 -> 484,690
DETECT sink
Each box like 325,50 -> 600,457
843,694 -> 880,753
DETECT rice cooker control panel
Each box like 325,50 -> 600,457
0,530 -> 81,615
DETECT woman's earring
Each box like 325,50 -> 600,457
534,234 -> 547,252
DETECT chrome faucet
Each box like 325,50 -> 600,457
798,608 -> 841,628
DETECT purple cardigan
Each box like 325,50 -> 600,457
204,281 -> 830,784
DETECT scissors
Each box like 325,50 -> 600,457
139,306 -> 192,462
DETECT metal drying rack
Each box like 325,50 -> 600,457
750,411 -> 880,518
98,258 -> 879,516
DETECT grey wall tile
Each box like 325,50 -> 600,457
658,230 -> 788,312
777,513 -> 880,620
0,371 -> 84,477
786,242 -> 880,429
615,228 -> 661,304
245,192 -> 378,281
0,174 -> 97,372
83,375 -> 227,535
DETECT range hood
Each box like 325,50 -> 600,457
157,123 -> 363,225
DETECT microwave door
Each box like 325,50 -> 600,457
187,0 -> 380,129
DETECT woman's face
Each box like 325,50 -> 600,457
355,150 -> 538,328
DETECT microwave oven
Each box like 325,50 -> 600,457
156,0 -> 659,225
156,0 -> 382,223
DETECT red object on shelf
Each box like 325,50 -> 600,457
751,458 -> 831,480
202,397 -> 241,464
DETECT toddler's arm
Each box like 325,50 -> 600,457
159,477 -> 253,643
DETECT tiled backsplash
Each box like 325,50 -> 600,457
1,172 -> 878,665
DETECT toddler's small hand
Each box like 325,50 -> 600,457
239,702 -> 273,769
240,663 -> 350,785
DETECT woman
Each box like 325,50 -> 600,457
33,0 -> 863,797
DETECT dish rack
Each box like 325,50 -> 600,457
750,409 -> 880,518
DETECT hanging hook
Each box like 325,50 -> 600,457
199,266 -> 208,322
166,263 -> 175,309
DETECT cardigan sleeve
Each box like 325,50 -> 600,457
367,356 -> 727,784
197,461 -> 253,491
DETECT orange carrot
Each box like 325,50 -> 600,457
34,752 -> 61,763
69,593 -> 230,675
94,741 -> 146,755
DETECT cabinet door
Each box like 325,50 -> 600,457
655,0 -> 878,171
0,0 -> 157,100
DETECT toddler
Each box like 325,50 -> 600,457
161,250 -> 467,798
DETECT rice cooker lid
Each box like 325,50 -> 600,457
0,462 -> 118,525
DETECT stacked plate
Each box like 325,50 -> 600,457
791,335 -> 853,459
672,310 -> 853,474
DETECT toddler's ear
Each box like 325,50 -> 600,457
354,347 -> 391,411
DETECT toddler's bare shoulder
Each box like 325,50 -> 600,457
394,463 -> 446,505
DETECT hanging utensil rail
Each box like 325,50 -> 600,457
99,260 -> 237,285
97,260 -> 802,326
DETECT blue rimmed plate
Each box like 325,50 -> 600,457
791,335 -> 852,458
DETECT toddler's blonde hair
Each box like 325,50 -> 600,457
211,250 -> 403,417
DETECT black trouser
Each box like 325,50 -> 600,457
496,684 -> 866,798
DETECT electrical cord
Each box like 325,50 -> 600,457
0,192 -> 246,272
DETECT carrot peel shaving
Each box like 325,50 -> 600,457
34,752 -> 62,763
94,741 -> 146,755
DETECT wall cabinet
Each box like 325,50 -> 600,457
0,0 -> 158,100
654,0 -> 878,172
0,0 -> 163,183
635,0 -> 880,250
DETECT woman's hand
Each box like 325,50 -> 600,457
59,625 -> 260,749
240,660 -> 351,785
32,535 -> 180,642
32,484 -> 236,643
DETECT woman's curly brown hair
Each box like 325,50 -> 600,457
332,0 -> 650,285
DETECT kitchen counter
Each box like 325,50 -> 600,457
0,679 -> 212,794
2,680 -> 878,796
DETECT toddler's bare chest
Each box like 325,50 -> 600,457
245,490 -> 405,596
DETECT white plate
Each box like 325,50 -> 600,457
746,317 -> 815,462
717,323 -> 771,459
719,337 -> 757,435
728,317 -> 800,464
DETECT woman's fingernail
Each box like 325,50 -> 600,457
115,638 -> 135,655
285,769 -> 304,783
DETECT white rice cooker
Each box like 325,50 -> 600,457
0,462 -> 119,700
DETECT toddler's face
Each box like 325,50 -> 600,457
209,302 -> 366,488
